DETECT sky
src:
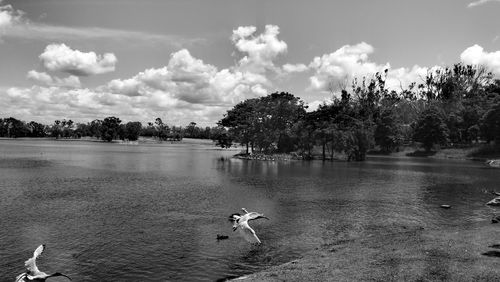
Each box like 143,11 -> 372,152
1,0 -> 500,126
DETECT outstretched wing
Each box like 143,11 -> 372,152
15,273 -> 27,282
244,212 -> 269,222
25,244 -> 45,275
238,221 -> 261,244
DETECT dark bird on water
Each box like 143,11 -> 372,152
216,234 -> 229,240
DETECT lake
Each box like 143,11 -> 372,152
0,139 -> 498,281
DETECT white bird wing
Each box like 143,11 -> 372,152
245,212 -> 268,221
25,244 -> 45,275
15,273 -> 27,282
238,221 -> 261,244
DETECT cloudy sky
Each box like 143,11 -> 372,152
1,0 -> 499,126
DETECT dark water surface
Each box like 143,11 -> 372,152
0,139 -> 498,281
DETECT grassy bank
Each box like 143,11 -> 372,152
235,223 -> 500,281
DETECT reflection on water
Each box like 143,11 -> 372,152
0,139 -> 497,281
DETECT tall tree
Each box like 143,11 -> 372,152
480,102 -> 500,144
413,107 -> 449,151
124,121 -> 142,141
100,116 -> 122,142
374,109 -> 402,153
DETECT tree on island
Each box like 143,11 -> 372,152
412,106 -> 449,151
218,92 -> 307,154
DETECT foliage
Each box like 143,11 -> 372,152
124,122 -> 142,141
413,107 -> 449,151
219,92 -> 306,153
374,109 -> 402,153
100,116 -> 122,142
480,102 -> 500,144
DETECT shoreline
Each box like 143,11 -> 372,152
232,147 -> 500,163
1,137 -> 498,162
233,222 -> 500,281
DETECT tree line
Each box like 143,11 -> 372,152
218,63 -> 500,160
0,116 -> 226,142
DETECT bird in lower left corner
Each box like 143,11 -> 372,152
15,244 -> 71,282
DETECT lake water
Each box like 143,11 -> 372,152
0,139 -> 498,281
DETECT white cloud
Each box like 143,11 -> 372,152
467,0 -> 500,8
232,24 -> 287,73
0,2 -> 22,31
39,43 -> 117,76
385,65 -> 430,91
2,85 -> 229,126
4,26 -> 289,126
308,42 -> 388,91
106,49 -> 268,105
27,70 -> 81,88
460,44 -> 500,76
306,99 -> 332,112
307,42 -> 434,93
282,63 -> 308,73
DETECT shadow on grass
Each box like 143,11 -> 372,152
467,144 -> 500,159
482,250 -> 500,258
406,150 -> 437,157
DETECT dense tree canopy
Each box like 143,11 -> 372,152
218,63 -> 500,160
219,92 -> 306,154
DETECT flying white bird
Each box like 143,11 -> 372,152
15,244 -> 71,282
486,159 -> 500,168
229,208 -> 269,244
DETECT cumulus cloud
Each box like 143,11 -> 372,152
308,42 -> 386,91
106,49 -> 268,105
460,44 -> 500,76
232,25 -> 287,73
27,70 -> 81,88
3,25 -> 292,126
0,3 -> 21,28
2,85 -> 229,125
104,25 -> 286,107
39,43 -> 117,76
384,65 -> 430,91
282,63 -> 308,73
307,42 -> 433,93
467,0 -> 500,8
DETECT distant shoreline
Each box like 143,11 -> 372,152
0,137 -> 498,162
0,136 -> 213,144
